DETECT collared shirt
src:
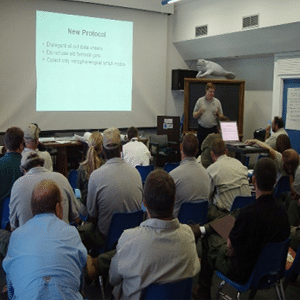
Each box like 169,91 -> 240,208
109,218 -> 200,300
22,147 -> 53,171
193,96 -> 223,128
10,167 -> 79,229
87,157 -> 142,236
170,157 -> 210,217
122,138 -> 151,168
207,155 -> 251,211
3,213 -> 87,300
265,127 -> 288,149
0,152 -> 22,202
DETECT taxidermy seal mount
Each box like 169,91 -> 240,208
196,59 -> 236,79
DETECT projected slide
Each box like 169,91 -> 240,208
36,11 -> 133,111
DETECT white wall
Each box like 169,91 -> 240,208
173,0 -> 300,43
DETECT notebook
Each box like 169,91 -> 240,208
220,121 -> 246,147
210,214 -> 236,240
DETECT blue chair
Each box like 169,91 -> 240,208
216,238 -> 290,300
284,246 -> 300,289
141,277 -> 193,300
135,165 -> 154,183
99,210 -> 144,253
177,201 -> 208,225
230,195 -> 256,212
68,169 -> 78,190
273,176 -> 290,199
163,162 -> 180,173
1,196 -> 10,229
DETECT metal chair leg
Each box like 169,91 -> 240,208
99,275 -> 105,299
279,280 -> 286,300
216,280 -> 226,300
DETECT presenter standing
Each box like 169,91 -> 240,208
193,82 -> 223,154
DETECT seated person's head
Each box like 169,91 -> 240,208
31,179 -> 63,219
210,138 -> 227,161
275,134 -> 291,154
182,133 -> 198,158
4,127 -> 24,152
88,131 -> 103,154
143,170 -> 175,219
273,116 -> 284,131
127,127 -> 138,141
282,149 -> 299,175
24,124 -> 40,148
21,152 -> 45,173
102,127 -> 122,160
253,158 -> 277,192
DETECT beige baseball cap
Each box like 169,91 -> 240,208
103,127 -> 121,149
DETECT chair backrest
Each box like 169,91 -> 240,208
177,201 -> 208,225
230,195 -> 256,212
141,277 -> 193,300
149,134 -> 168,148
135,165 -> 154,183
68,169 -> 78,190
163,162 -> 180,173
273,176 -> 290,199
1,196 -> 10,229
105,210 -> 144,252
250,238 -> 290,290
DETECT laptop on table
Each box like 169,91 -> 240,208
220,121 -> 246,147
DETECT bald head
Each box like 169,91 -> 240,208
282,149 -> 299,175
31,180 -> 62,218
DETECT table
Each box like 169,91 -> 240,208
226,144 -> 269,166
43,141 -> 85,177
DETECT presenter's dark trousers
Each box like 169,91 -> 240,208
197,125 -> 217,155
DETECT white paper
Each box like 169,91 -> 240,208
286,87 -> 300,130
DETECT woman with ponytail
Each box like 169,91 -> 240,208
77,132 -> 105,207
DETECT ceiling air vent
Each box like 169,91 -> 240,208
195,25 -> 207,37
243,14 -> 259,29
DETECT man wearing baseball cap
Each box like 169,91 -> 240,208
22,123 -> 53,171
78,127 -> 143,251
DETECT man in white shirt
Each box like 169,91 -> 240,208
265,116 -> 288,149
207,138 -> 251,221
22,123 -> 53,171
109,170 -> 200,299
122,126 -> 151,167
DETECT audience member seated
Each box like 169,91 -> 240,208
245,137 -> 292,182
10,152 -> 80,230
264,116 -> 288,149
289,168 -> 300,252
108,170 -> 200,299
191,158 -> 290,300
170,133 -> 210,217
79,127 -> 142,251
200,114 -> 229,168
275,134 -> 291,154
3,180 -> 87,299
0,127 -> 24,204
122,126 -> 151,167
207,138 -> 251,221
77,132 -> 105,207
22,123 -> 53,171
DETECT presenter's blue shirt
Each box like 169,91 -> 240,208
3,213 -> 87,300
